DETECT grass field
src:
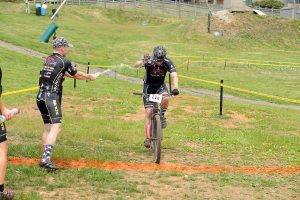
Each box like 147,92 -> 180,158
0,2 -> 299,199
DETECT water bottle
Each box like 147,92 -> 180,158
0,108 -> 20,123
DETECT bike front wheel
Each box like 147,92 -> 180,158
152,114 -> 162,164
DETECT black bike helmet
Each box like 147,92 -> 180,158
153,45 -> 167,61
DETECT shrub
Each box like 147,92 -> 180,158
255,0 -> 284,9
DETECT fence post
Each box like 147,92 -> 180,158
86,62 -> 90,83
292,7 -> 296,19
169,72 -> 172,93
151,0 -> 153,14
74,64 -> 77,88
178,0 -> 182,18
162,0 -> 165,16
224,60 -> 226,70
218,80 -> 224,118
134,0 -> 136,10
193,2 -> 196,18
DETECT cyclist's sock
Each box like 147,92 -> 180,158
160,108 -> 167,117
41,144 -> 54,163
0,184 -> 4,192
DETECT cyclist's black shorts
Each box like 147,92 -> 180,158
143,83 -> 169,108
36,91 -> 62,124
0,122 -> 7,143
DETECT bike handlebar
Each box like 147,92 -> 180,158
132,92 -> 175,97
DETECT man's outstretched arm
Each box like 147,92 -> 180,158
65,71 -> 97,81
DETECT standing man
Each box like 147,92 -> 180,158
0,67 -> 15,200
134,46 -> 179,148
37,37 -> 98,171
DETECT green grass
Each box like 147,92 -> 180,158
0,2 -> 299,199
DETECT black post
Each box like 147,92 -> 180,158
74,64 -> 77,89
218,80 -> 224,118
208,12 -> 211,33
86,62 -> 90,83
169,72 -> 172,94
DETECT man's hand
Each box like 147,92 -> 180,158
88,74 -> 97,81
172,89 -> 179,96
144,53 -> 151,60
143,53 -> 153,65
2,108 -> 12,121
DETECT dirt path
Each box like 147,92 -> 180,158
1,40 -> 300,110
8,157 -> 300,175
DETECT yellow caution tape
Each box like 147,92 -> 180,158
178,75 -> 300,104
2,86 -> 39,96
172,55 -> 300,66
188,60 -> 300,68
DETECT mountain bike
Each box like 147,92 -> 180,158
133,92 -> 163,164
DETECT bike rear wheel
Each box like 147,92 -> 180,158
152,114 -> 162,164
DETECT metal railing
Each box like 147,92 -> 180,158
254,7 -> 300,20
65,0 -> 223,19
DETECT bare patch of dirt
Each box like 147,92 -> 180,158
122,106 -> 145,121
63,102 -> 96,111
81,112 -> 96,119
87,97 -> 118,103
222,111 -> 255,129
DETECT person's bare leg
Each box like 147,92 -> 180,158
45,124 -> 61,146
144,108 -> 152,148
0,142 -> 8,186
42,124 -> 51,150
40,123 -> 61,170
0,141 -> 14,198
160,94 -> 169,110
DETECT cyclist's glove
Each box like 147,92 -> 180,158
172,89 -> 179,96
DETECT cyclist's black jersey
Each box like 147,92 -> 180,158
144,57 -> 176,87
0,67 -> 2,96
38,53 -> 77,94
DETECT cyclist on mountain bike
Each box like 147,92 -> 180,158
37,37 -> 98,171
134,45 -> 179,148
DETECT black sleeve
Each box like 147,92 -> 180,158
0,67 -> 2,96
165,58 -> 176,73
65,60 -> 77,76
